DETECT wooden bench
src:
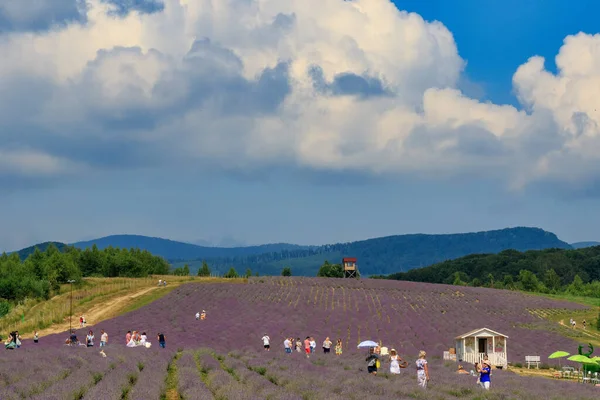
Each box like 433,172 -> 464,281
525,355 -> 541,369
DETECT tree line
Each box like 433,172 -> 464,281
380,247 -> 600,298
0,243 -> 170,306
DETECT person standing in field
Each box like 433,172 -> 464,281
416,350 -> 429,388
86,330 -> 95,347
335,339 -> 342,355
477,360 -> 491,390
295,338 -> 302,353
322,337 -> 332,354
79,316 -> 84,328
33,331 -> 39,344
100,330 -> 108,347
309,337 -> 316,353
262,334 -> 270,351
284,337 -> 292,354
389,349 -> 402,374
366,347 -> 380,375
304,337 -> 311,358
157,332 -> 166,348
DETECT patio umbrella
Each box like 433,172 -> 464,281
357,340 -> 379,348
548,351 -> 569,367
566,355 -> 599,382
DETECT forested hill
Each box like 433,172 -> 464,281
383,246 -> 600,297
177,227 -> 571,276
72,235 -> 309,260
15,241 -> 68,260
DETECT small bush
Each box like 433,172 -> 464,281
92,373 -> 103,385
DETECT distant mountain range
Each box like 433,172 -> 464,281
570,241 -> 600,249
71,235 -> 310,260
9,227 -> 575,277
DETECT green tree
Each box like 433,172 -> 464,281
518,270 -> 540,292
197,261 -> 211,277
503,274 -> 515,289
316,261 -> 344,278
245,268 -> 253,278
224,267 -> 239,278
182,264 -> 190,276
568,274 -> 585,295
282,267 -> 292,276
451,271 -> 469,286
543,268 -> 562,292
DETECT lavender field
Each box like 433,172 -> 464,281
2,277 -> 598,399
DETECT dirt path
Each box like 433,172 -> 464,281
25,286 -> 161,338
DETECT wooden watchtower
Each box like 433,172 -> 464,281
342,257 -> 358,278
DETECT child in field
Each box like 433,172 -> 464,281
335,339 -> 342,355
416,350 -> 429,388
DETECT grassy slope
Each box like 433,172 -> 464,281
529,292 -> 600,349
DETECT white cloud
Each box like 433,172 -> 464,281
1,0 -> 600,188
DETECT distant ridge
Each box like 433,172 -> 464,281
71,234 -> 310,261
570,241 -> 600,249
11,227 -> 571,277
172,226 -> 572,276
13,241 -> 68,260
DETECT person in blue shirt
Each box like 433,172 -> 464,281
478,360 -> 491,390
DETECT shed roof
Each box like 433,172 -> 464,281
342,257 -> 357,262
455,327 -> 508,339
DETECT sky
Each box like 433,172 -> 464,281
2,0 -> 600,251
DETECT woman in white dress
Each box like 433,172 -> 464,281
389,349 -> 402,374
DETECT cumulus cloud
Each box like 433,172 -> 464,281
0,0 -> 599,188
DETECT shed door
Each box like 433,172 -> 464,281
478,338 -> 487,353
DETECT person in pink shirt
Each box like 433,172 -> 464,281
125,330 -> 132,345
304,337 -> 311,358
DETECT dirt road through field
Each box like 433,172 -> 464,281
25,286 -> 163,338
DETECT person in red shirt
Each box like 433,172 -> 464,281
304,337 -> 311,358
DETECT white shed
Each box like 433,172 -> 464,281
455,327 -> 508,368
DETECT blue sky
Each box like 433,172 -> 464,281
1,0 -> 600,251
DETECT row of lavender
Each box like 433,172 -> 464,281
0,347 -> 172,400
2,339 -> 598,398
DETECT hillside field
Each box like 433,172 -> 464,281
2,277 -> 599,399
